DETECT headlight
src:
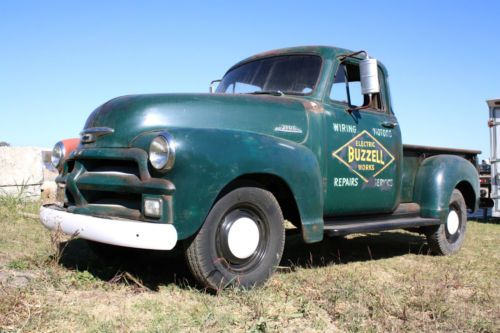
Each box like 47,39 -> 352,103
51,141 -> 65,168
149,134 -> 175,171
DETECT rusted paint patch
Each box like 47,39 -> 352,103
227,46 -> 325,73
302,100 -> 324,113
249,94 -> 297,106
249,46 -> 324,62
250,48 -> 287,60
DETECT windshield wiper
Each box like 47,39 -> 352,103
249,90 -> 285,96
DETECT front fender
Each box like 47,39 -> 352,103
413,155 -> 479,219
136,128 -> 324,242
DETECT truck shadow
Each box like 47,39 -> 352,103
57,230 -> 429,291
469,217 -> 500,224
280,230 -> 428,270
57,239 -> 196,291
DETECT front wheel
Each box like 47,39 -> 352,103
184,187 -> 285,290
425,189 -> 467,255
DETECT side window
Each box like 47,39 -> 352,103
330,62 -> 386,112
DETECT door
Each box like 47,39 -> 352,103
324,61 -> 402,216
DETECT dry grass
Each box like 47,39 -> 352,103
0,201 -> 499,332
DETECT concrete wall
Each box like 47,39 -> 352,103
0,147 -> 54,200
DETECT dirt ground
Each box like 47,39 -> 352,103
1,200 -> 499,332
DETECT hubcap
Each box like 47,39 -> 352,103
446,210 -> 460,235
227,217 -> 260,259
217,206 -> 269,271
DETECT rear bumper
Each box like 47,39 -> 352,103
39,205 -> 177,250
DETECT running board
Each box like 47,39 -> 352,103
324,217 -> 440,236
323,203 -> 440,236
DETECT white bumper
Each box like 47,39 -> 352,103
39,205 -> 177,250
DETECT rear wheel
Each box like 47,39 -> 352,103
425,189 -> 467,255
185,187 -> 285,290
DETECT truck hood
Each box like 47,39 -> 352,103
82,93 -> 314,147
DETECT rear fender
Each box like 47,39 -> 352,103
413,155 -> 479,220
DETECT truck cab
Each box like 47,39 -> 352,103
40,46 -> 480,290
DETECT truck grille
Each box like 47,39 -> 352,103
79,190 -> 142,210
66,159 -> 143,217
80,159 -> 141,178
61,148 -> 174,222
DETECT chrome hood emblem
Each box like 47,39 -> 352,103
80,127 -> 114,143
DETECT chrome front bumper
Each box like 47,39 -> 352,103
39,205 -> 177,250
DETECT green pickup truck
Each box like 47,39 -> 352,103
40,46 -> 480,290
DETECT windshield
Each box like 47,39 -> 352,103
216,54 -> 322,95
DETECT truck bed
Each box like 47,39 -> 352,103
403,144 -> 481,162
401,144 -> 480,203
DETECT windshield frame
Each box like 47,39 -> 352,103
219,53 -> 324,97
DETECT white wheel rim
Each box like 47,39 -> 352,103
446,210 -> 460,234
227,217 -> 260,259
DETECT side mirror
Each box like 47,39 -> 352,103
359,57 -> 380,95
209,80 -> 221,94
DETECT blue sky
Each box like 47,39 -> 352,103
1,0 -> 498,159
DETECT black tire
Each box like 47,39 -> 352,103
425,189 -> 467,255
184,187 -> 285,290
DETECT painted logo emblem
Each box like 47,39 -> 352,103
332,130 -> 395,182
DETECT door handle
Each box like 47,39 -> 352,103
381,121 -> 398,129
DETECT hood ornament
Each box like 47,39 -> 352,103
80,127 -> 114,143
